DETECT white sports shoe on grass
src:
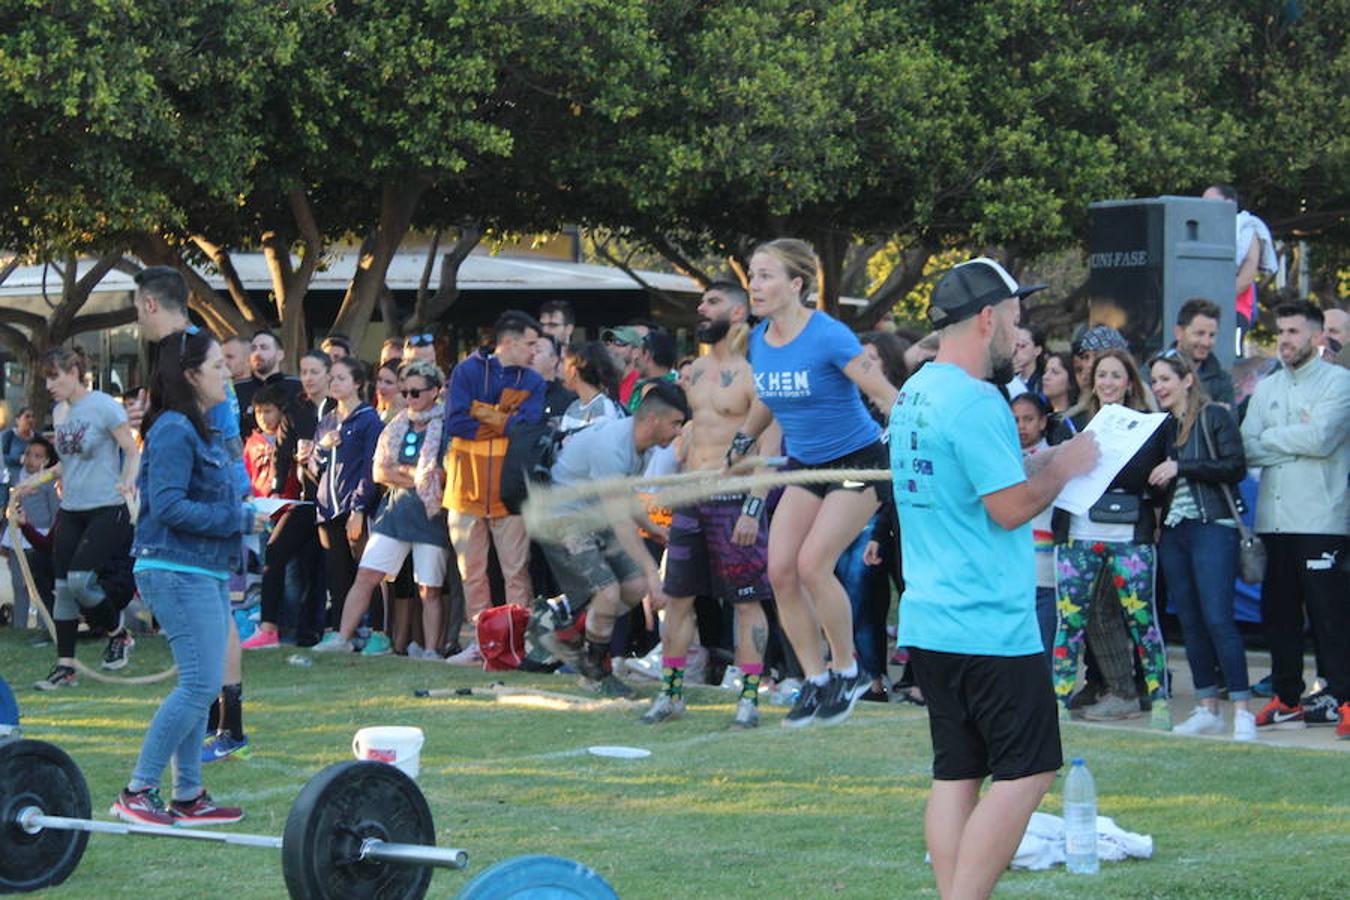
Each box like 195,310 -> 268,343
1232,709 -> 1257,742
1173,705 -> 1224,736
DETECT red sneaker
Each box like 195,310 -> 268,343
1254,698 -> 1305,730
1336,702 -> 1350,741
170,791 -> 244,826
111,788 -> 175,827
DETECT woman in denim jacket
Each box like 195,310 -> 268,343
112,331 -> 267,828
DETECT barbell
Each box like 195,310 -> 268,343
0,738 -> 616,899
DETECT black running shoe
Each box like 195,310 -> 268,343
1301,690 -> 1341,726
102,630 -> 135,671
782,678 -> 826,728
34,664 -> 78,691
817,670 -> 869,726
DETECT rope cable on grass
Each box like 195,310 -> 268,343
522,466 -> 894,541
7,510 -> 178,686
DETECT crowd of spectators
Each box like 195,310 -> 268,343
3,251 -> 1347,767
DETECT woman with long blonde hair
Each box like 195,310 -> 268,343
1147,350 -> 1254,740
727,238 -> 899,728
1051,348 -> 1171,728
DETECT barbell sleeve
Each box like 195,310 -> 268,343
360,838 -> 469,869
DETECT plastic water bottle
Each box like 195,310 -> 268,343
287,654 -> 314,669
1064,757 -> 1099,874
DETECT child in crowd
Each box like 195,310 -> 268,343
1011,393 -> 1057,659
4,437 -> 60,634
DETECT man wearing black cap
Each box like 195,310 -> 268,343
889,258 -> 1099,899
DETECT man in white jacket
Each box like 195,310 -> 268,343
1240,300 -> 1350,739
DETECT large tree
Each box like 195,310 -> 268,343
548,1 -> 1263,327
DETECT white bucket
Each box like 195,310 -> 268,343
351,726 -> 425,779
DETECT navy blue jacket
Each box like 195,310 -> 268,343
132,412 -> 256,573
315,403 -> 384,521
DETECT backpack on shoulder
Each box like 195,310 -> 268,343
499,419 -> 563,515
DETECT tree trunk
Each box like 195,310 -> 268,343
407,226 -> 482,332
812,228 -> 851,317
0,252 -> 137,424
856,243 -> 935,329
330,176 -> 429,346
129,233 -> 255,338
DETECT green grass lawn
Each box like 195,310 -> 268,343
4,630 -> 1348,899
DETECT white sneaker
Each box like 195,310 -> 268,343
769,677 -> 803,707
1232,708 -> 1257,742
624,643 -> 664,681
310,631 -> 353,653
718,665 -> 744,692
445,642 -> 483,666
1173,705 -> 1225,735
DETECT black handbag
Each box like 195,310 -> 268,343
1199,407 -> 1266,584
1088,490 -> 1140,524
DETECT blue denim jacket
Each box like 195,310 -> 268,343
132,411 -> 256,573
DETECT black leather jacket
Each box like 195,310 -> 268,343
1160,403 -> 1247,524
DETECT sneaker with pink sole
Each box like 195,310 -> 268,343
240,629 -> 280,650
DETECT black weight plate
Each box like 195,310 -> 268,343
282,760 -> 435,900
0,739 -> 91,893
455,855 -> 619,900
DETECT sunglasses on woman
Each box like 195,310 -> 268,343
400,386 -> 433,399
404,333 -> 435,348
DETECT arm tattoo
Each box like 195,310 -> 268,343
690,368 -> 704,386
858,359 -> 874,373
751,624 -> 768,656
720,369 -> 737,387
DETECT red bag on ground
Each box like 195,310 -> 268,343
477,604 -> 529,671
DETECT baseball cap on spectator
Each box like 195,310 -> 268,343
1071,324 -> 1129,355
602,326 -> 642,346
928,258 -> 1047,328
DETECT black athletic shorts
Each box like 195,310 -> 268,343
908,647 -> 1062,782
786,439 -> 889,499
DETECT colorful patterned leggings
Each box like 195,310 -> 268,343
1053,540 -> 1166,707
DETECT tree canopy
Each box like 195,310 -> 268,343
1,0 -> 1343,351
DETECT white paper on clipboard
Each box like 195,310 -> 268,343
1052,405 -> 1167,516
252,497 -> 312,517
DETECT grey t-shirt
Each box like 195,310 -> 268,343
549,417 -> 649,513
54,391 -> 128,511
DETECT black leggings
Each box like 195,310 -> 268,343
52,505 -> 133,657
317,513 -> 369,631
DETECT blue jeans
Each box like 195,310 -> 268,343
129,569 -> 230,799
836,516 -> 888,678
1158,520 -> 1249,700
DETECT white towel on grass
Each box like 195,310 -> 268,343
1010,811 -> 1153,870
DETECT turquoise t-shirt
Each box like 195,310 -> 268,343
749,312 -> 880,464
890,363 -> 1040,656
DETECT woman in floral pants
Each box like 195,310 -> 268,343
1053,540 -> 1166,705
1051,349 -> 1170,728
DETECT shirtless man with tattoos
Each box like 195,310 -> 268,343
641,281 -> 781,729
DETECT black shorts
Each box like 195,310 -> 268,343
786,440 -> 889,499
909,648 -> 1062,782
